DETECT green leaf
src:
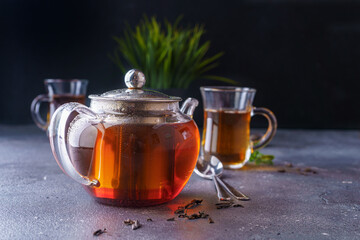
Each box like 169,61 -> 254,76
249,150 -> 275,165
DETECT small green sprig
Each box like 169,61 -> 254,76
249,150 -> 274,165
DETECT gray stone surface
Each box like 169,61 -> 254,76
0,125 -> 359,240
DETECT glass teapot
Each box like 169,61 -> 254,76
48,70 -> 200,206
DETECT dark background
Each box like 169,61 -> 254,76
1,0 -> 360,129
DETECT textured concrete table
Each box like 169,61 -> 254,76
0,125 -> 359,240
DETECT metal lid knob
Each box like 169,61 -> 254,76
125,69 -> 146,89
89,68 -> 181,102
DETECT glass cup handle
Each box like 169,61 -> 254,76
30,94 -> 50,130
251,107 -> 277,150
48,102 -> 100,187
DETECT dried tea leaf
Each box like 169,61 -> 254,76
285,163 -> 293,168
215,202 -> 232,209
174,207 -> 185,214
216,201 -> 244,209
215,202 -> 232,205
124,219 -> 135,225
198,211 -> 209,218
184,199 -> 203,209
192,199 -> 203,204
93,228 -> 107,236
147,218 -> 153,222
167,217 -> 175,221
277,169 -> 286,173
187,213 -> 200,220
232,204 -> 244,208
304,168 -> 312,172
216,205 -> 230,209
132,220 -> 141,230
209,217 -> 214,224
178,214 -> 188,218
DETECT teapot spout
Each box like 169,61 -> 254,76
180,98 -> 199,118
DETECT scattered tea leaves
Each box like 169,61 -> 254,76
167,217 -> 175,221
282,164 -> 319,176
187,211 -> 209,220
171,200 -> 217,224
93,228 -> 106,236
173,199 -> 202,215
146,218 -> 153,222
132,220 -> 141,230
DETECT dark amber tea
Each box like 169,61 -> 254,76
69,146 -> 93,176
48,94 -> 86,122
52,94 -> 86,109
32,79 -> 88,130
70,120 -> 200,207
202,109 -> 251,167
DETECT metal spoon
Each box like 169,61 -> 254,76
195,156 -> 231,201
195,155 -> 250,201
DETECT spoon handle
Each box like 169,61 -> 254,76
217,178 -> 250,201
213,176 -> 232,201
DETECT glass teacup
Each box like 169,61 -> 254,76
200,87 -> 277,169
30,79 -> 88,130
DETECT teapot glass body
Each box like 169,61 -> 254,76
49,98 -> 200,206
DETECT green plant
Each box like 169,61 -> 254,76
110,16 -> 237,89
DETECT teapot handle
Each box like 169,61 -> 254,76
48,102 -> 100,187
180,98 -> 199,118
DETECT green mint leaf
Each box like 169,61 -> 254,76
249,150 -> 274,165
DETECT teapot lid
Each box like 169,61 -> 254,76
89,69 -> 181,102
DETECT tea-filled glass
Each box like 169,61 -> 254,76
31,79 -> 88,130
48,70 -> 200,207
200,87 -> 277,169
